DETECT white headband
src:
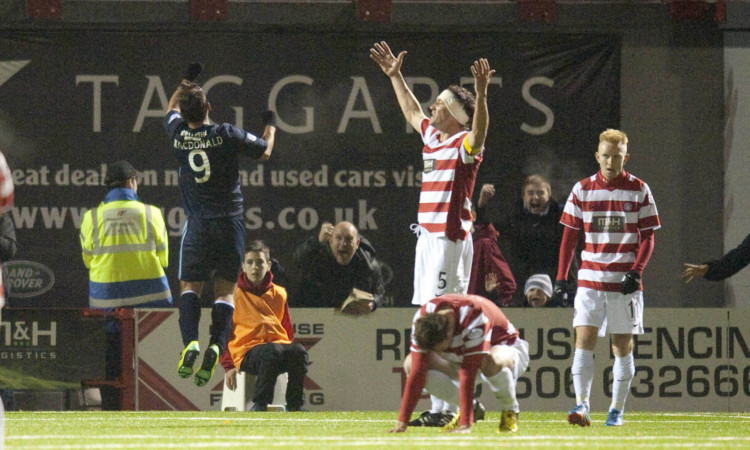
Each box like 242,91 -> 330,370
437,89 -> 470,126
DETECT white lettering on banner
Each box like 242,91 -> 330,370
76,75 -> 119,132
391,166 -> 421,188
9,200 -> 378,233
270,165 -> 330,187
11,166 -> 51,186
133,308 -> 750,412
0,320 -> 57,346
334,170 -> 386,188
268,75 -> 314,134
337,76 -> 381,134
521,76 -> 555,135
133,76 -> 170,132
11,207 -> 90,229
17,164 -> 418,190
76,73 -> 555,136
13,164 -> 157,188
244,199 -> 377,232
0,351 -> 57,360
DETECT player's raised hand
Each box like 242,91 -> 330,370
318,222 -> 334,243
478,183 -> 495,208
262,110 -> 277,128
681,263 -> 708,283
370,41 -> 406,78
470,58 -> 495,96
182,62 -> 204,82
484,272 -> 498,294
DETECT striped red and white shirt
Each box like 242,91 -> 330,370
0,151 -> 15,308
560,171 -> 660,292
417,118 -> 482,241
399,294 -> 518,426
410,294 -> 519,363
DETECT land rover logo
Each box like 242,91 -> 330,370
4,260 -> 55,298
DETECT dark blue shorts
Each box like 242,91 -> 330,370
179,215 -> 245,283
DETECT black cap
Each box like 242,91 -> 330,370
104,160 -> 137,187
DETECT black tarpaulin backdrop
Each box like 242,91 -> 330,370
0,31 -> 619,308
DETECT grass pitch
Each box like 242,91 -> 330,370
4,410 -> 750,448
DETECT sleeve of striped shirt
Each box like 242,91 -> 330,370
559,184 -> 583,229
0,152 -> 14,213
637,183 -> 660,230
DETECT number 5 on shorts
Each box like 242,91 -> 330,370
437,271 -> 447,290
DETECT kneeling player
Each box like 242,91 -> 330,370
389,294 -> 529,433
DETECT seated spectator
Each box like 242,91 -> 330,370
523,273 -> 570,308
292,221 -> 384,313
468,184 -> 516,306
497,174 -> 578,306
219,240 -> 308,412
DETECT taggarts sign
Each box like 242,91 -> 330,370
0,31 -> 620,308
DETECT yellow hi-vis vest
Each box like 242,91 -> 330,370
80,197 -> 171,308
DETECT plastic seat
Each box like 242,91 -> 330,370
221,371 -> 288,411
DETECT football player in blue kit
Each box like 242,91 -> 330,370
165,62 -> 277,386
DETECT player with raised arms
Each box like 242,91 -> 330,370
370,40 -> 494,426
165,62 -> 277,386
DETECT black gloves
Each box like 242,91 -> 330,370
552,280 -> 568,305
182,62 -> 204,82
262,110 -> 277,127
620,270 -> 641,295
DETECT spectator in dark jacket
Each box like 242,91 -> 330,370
681,233 -> 750,282
292,221 -> 384,314
468,184 -> 516,306
497,174 -> 578,306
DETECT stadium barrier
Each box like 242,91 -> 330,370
135,308 -> 750,413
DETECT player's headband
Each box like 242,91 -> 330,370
437,89 -> 470,126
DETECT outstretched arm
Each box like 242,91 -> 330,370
167,80 -> 194,113
370,41 -> 427,132
466,58 -> 495,151
683,232 -> 750,282
257,111 -> 277,161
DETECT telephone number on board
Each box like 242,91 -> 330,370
516,364 -> 750,399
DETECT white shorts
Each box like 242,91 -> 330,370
487,338 -> 530,380
411,226 -> 473,305
444,338 -> 530,385
572,287 -> 644,337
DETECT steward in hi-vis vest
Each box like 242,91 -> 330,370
80,160 -> 172,309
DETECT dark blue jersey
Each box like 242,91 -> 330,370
164,110 -> 268,218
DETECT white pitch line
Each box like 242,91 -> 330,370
9,435 -> 750,442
